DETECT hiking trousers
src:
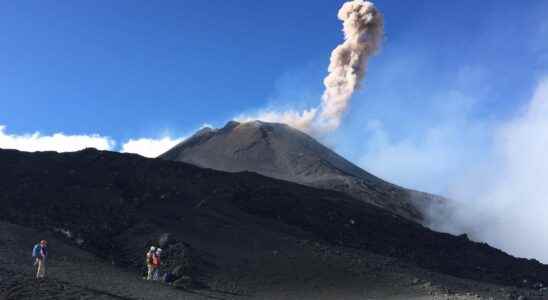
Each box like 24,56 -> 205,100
36,258 -> 46,278
147,264 -> 155,280
152,268 -> 160,281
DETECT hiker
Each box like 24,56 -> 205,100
146,246 -> 156,280
32,240 -> 48,279
152,248 -> 162,281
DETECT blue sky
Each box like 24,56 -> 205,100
1,0 -> 547,191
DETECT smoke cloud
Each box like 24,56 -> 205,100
237,108 -> 318,132
239,0 -> 383,134
317,0 -> 384,131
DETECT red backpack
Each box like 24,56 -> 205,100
152,253 -> 161,266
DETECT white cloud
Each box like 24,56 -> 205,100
120,126 -> 208,158
0,124 -> 192,159
0,125 -> 115,152
121,136 -> 185,158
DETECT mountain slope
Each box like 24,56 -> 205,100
1,147 -> 547,294
160,120 -> 437,222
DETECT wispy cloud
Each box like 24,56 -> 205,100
119,123 -> 215,158
0,125 -> 115,152
121,136 -> 185,158
236,108 -> 318,133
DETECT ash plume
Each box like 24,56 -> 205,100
317,0 -> 384,131
239,0 -> 383,134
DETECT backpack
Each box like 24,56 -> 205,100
32,244 -> 41,258
152,254 -> 160,266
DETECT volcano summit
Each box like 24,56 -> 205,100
161,120 -> 440,223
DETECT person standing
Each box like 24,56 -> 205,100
152,248 -> 162,281
32,240 -> 48,279
146,246 -> 156,280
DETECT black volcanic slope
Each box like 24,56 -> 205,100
0,148 -> 547,289
160,121 -> 439,223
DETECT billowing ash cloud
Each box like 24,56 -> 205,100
239,0 -> 383,134
317,0 -> 384,131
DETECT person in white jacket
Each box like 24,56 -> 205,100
145,246 -> 156,280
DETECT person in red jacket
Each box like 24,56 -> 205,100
152,248 -> 162,281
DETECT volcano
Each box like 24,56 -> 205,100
160,120 -> 437,222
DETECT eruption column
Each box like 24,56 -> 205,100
317,0 -> 384,131
238,0 -> 383,134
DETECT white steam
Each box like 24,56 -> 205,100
237,108 -> 318,132
424,78 -> 548,262
239,0 -> 383,134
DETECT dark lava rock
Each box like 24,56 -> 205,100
0,148 -> 547,289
